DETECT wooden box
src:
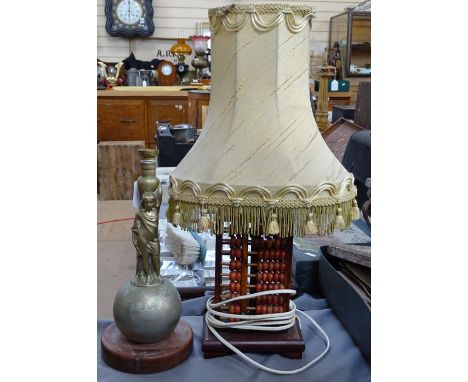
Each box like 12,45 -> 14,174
97,141 -> 145,200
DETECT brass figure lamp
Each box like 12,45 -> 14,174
101,149 -> 193,374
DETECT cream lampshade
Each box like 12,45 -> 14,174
168,3 -> 359,237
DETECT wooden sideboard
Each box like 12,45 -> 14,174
97,89 -> 195,148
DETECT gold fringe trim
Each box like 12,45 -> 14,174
167,198 -> 355,237
350,199 -> 360,221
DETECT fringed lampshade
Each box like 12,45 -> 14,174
167,3 -> 358,237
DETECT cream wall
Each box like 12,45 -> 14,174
97,0 -> 363,63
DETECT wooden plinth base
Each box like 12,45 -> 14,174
201,319 -> 305,359
101,319 -> 193,374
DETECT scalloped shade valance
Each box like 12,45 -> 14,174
167,3 -> 358,237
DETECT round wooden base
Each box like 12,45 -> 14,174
101,319 -> 193,374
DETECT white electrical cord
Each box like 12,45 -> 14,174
205,289 -> 330,375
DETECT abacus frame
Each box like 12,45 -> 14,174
214,233 -> 294,322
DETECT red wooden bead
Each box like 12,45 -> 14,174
266,238 -> 273,249
278,306 -> 284,313
273,262 -> 280,272
262,283 -> 268,291
229,304 -> 235,314
278,295 -> 284,305
272,306 -> 279,314
279,262 -> 286,272
256,305 -> 261,314
273,272 -> 279,282
236,272 -> 241,281
273,295 -> 278,305
229,272 -> 236,282
257,261 -> 263,271
229,260 -> 235,271
235,248 -> 242,258
255,296 -> 261,304
256,272 -> 262,282
274,238 -> 281,249
261,305 -> 267,315
258,239 -> 265,249
267,306 -> 273,314
279,283 -> 284,289
236,238 -> 242,247
230,236 -> 235,247
235,304 -> 241,314
256,283 -> 262,292
257,250 -> 263,261
261,272 -> 267,282
279,250 -> 286,260
267,295 -> 273,305
268,262 -> 274,272
273,250 -> 279,261
229,281 -> 236,292
267,273 -> 273,283
236,260 -> 242,270
268,283 -> 275,291
230,249 -> 236,259
279,273 -> 285,283
235,282 -> 241,292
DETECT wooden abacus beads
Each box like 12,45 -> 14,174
250,235 -> 291,315
215,233 -> 292,319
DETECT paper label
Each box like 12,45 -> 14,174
331,79 -> 339,91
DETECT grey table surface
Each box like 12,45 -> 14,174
98,294 -> 370,382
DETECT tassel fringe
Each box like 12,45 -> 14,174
350,199 -> 360,221
172,205 -> 181,226
335,208 -> 346,230
197,209 -> 211,232
305,213 -> 318,235
167,198 -> 354,237
267,213 -> 280,235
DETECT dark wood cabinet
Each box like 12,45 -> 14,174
147,99 -> 188,147
97,99 -> 146,142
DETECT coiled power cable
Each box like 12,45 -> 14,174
205,289 -> 330,375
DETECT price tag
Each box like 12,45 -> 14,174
330,79 -> 339,91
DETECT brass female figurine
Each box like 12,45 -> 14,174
132,191 -> 161,285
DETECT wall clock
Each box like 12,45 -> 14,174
157,61 -> 177,86
105,0 -> 155,38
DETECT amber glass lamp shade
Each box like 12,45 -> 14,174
170,38 -> 193,55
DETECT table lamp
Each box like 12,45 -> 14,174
167,2 -> 359,369
101,149 -> 193,374
170,38 -> 193,84
190,35 -> 210,80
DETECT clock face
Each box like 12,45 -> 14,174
161,64 -> 173,76
105,0 -> 154,37
116,0 -> 143,25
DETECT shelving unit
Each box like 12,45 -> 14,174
330,11 -> 371,78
